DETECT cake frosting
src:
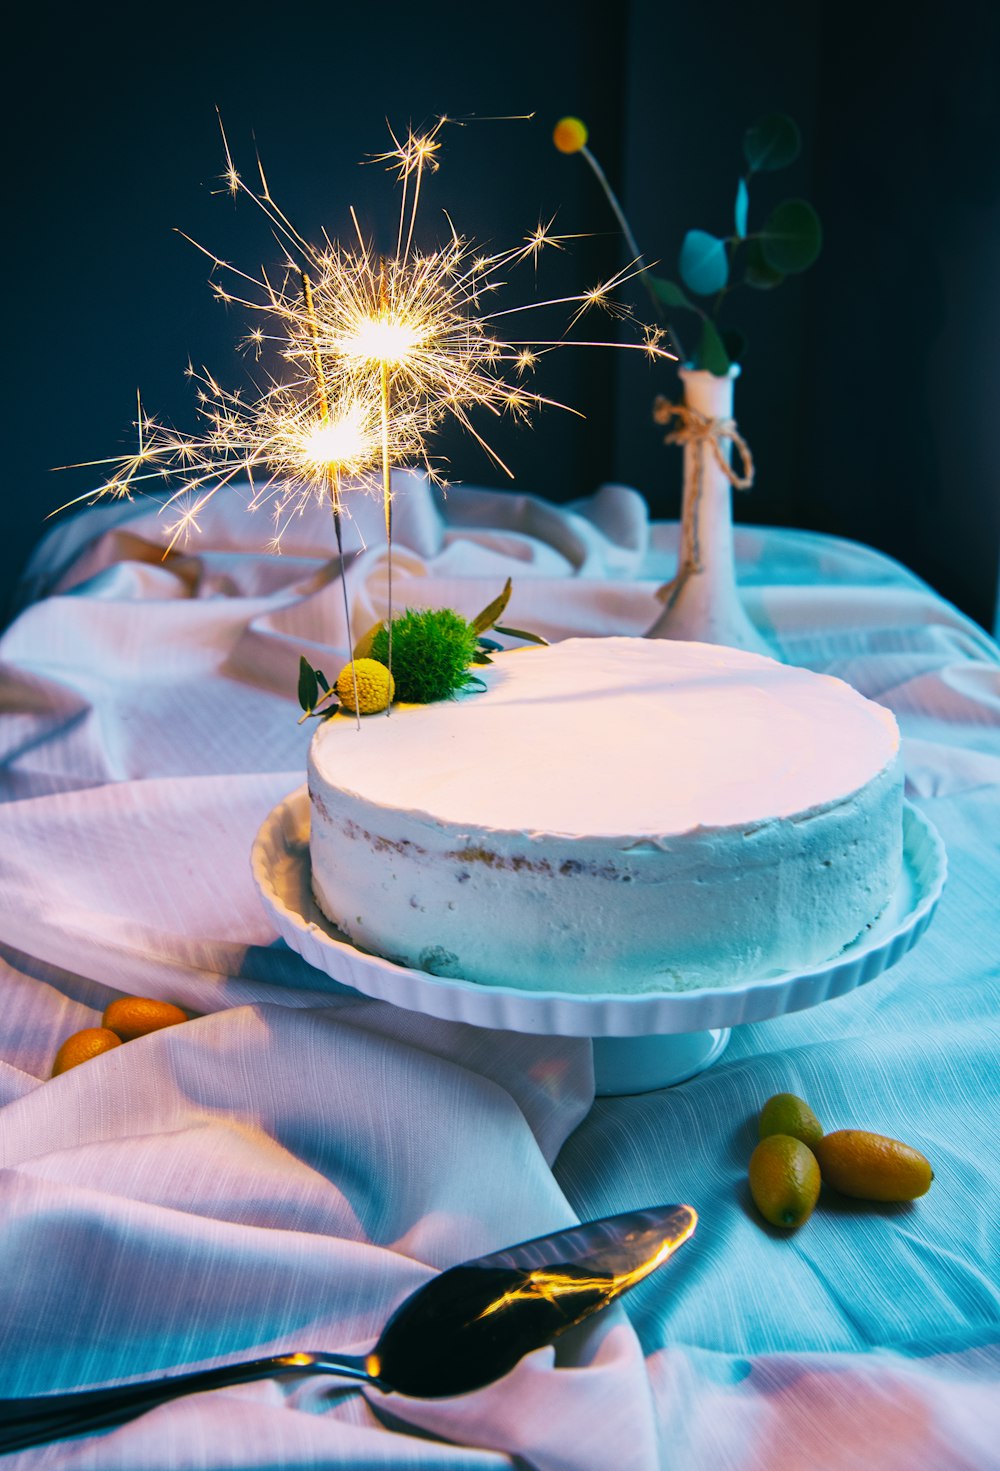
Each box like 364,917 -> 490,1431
308,637 -> 903,993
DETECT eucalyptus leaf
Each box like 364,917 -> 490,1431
679,230 -> 729,296
744,238 -> 785,290
734,178 -> 749,238
649,275 -> 697,313
316,670 -> 330,692
493,625 -> 549,646
692,317 -> 731,377
722,327 -> 746,364
471,577 -> 513,635
298,656 -> 318,713
462,675 -> 489,692
352,621 -> 384,659
759,199 -> 822,274
743,113 -> 801,173
470,651 -> 494,665
476,636 -> 504,652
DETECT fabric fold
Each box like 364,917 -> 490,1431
2,482 -> 998,1468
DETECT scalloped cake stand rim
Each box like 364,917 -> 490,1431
252,786 -> 945,1085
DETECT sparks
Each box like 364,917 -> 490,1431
56,117 -> 676,555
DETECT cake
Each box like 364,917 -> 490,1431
307,637 -> 903,993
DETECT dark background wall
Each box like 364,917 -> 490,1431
4,0 -> 999,630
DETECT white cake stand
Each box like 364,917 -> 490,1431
251,788 -> 946,1095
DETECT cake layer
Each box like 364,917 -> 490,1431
308,638 -> 903,993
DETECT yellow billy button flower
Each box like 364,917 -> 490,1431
553,117 -> 588,154
335,658 -> 395,716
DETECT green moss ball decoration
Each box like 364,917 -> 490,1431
369,608 -> 480,703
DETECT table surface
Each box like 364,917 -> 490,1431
1,473 -> 998,1471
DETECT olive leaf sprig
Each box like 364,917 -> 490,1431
296,578 -> 546,721
466,577 -> 548,664
297,658 -> 335,723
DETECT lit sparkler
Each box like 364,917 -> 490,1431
57,116 -> 675,699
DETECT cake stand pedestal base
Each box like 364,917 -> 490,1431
593,1028 -> 731,1095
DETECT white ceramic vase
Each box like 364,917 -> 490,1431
645,365 -> 773,657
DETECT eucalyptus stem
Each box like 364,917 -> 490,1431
580,145 -> 686,363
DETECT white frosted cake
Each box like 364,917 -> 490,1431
308,637 -> 902,993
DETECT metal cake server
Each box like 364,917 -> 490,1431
0,1203 -> 696,1451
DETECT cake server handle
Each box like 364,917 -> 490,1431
0,1353 -> 372,1453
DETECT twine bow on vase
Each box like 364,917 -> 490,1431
644,366 -> 773,657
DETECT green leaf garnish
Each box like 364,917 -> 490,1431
470,577 -> 513,635
493,624 -> 549,646
296,656 -> 341,723
298,656 -> 319,713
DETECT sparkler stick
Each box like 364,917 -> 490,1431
377,261 -> 394,711
301,268 -> 361,729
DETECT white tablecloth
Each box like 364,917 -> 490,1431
1,472 -> 998,1469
